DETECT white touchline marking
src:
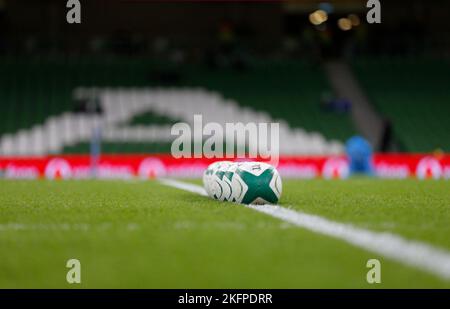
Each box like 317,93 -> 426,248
160,179 -> 208,196
249,205 -> 450,281
160,178 -> 450,281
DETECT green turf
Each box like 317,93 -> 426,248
282,179 -> 450,251
0,179 -> 449,288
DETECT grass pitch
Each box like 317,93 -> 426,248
0,178 -> 449,288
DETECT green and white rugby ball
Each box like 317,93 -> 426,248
203,161 -> 282,205
233,162 -> 282,205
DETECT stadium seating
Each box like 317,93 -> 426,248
182,60 -> 355,143
352,57 -> 450,152
0,56 -> 355,155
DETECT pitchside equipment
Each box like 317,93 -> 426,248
346,135 -> 374,176
234,162 -> 282,205
203,161 -> 282,205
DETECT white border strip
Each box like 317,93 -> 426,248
159,179 -> 450,281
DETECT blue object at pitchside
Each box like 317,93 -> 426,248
346,136 -> 374,175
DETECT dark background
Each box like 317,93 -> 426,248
0,0 -> 449,154
1,0 -> 449,59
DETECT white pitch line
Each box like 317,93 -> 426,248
159,178 -> 208,196
159,179 -> 450,281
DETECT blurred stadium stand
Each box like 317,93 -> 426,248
0,0 -> 449,155
0,57 -> 349,155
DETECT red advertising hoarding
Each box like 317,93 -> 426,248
1,154 -> 449,180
